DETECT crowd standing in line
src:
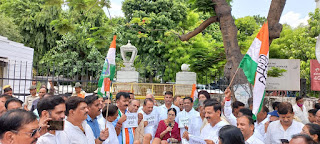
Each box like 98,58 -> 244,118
0,83 -> 320,144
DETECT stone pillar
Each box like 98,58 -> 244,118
116,41 -> 139,82
175,64 -> 196,84
316,0 -> 320,9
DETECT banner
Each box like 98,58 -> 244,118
311,59 -> 320,91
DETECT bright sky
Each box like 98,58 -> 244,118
106,0 -> 316,28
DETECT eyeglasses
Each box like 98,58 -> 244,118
11,127 -> 41,137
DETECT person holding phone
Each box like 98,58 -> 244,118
36,96 -> 66,144
265,102 -> 304,144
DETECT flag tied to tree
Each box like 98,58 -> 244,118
97,35 -> 117,99
239,23 -> 269,120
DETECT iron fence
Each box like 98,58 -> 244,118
0,59 -> 228,102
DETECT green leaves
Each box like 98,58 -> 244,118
267,67 -> 287,77
50,18 -> 75,35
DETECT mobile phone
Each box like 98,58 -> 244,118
280,139 -> 289,144
48,120 -> 64,131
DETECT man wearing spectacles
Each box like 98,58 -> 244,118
36,96 -> 66,144
0,109 -> 40,144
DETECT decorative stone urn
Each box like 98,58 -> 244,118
117,40 -> 139,83
120,40 -> 138,71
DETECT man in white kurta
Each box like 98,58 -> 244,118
58,120 -> 96,144
265,102 -> 304,144
175,97 -> 201,144
237,116 -> 264,144
100,105 -> 119,144
254,106 -> 270,141
57,97 -> 109,144
36,96 -> 66,144
158,91 -> 180,120
184,99 -> 228,144
293,97 -> 309,124
103,121 -> 119,144
223,100 -> 237,126
138,99 -> 159,138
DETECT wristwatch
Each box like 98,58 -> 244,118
98,137 -> 105,142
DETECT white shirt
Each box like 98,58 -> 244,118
265,120 -> 304,144
57,120 -> 95,144
245,134 -> 264,144
200,121 -> 228,144
175,108 -> 200,141
102,121 -> 119,144
224,100 -> 237,126
293,104 -> 309,124
254,116 -> 269,141
158,104 -> 180,120
138,108 -> 159,137
97,113 -> 106,131
37,132 -> 62,144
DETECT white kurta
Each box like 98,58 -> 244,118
158,104 -> 180,121
175,108 -> 201,144
265,120 -> 304,144
37,132 -> 62,144
245,134 -> 264,144
175,108 -> 202,138
200,121 -> 228,144
293,104 -> 309,124
102,121 -> 119,144
57,120 -> 95,144
224,100 -> 237,126
254,116 -> 269,141
138,109 -> 159,137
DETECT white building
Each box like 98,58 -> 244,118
0,35 -> 34,96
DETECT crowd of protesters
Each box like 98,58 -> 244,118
0,83 -> 320,144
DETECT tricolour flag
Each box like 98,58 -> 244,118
239,23 -> 269,120
191,84 -> 199,109
97,35 -> 117,98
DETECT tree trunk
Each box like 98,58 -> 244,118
212,0 -> 287,89
212,0 -> 247,87
178,0 -> 287,89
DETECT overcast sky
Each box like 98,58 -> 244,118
106,0 -> 316,28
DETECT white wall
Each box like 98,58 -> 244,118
0,36 -> 34,95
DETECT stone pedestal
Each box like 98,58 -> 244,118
175,72 -> 196,84
117,71 -> 139,83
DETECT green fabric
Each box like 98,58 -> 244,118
239,54 -> 258,85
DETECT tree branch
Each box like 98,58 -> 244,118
267,0 -> 287,44
179,16 -> 219,41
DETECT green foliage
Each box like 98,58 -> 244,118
308,8 -> 320,37
0,13 -> 22,42
50,18 -> 75,35
267,67 -> 287,77
0,1 -> 62,62
234,16 -> 261,54
188,0 -> 232,15
253,15 -> 267,26
270,24 -> 316,96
